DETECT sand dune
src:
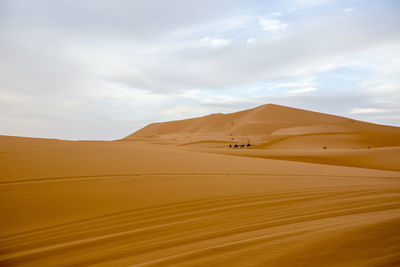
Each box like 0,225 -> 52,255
201,146 -> 400,171
127,104 -> 400,171
257,131 -> 400,150
125,104 -> 400,140
1,104 -> 400,266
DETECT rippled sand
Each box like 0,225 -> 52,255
1,135 -> 399,266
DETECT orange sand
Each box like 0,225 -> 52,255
1,104 -> 400,266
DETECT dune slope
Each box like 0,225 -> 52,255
125,104 -> 400,140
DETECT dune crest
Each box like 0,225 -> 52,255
125,104 -> 400,139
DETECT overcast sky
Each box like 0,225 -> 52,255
1,0 -> 399,140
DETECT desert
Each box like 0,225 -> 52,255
1,104 -> 400,266
2,1 -> 400,266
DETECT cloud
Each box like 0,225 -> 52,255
274,80 -> 316,88
287,87 -> 317,95
350,108 -> 388,114
198,37 -> 232,48
118,11 -> 399,92
290,0 -> 333,9
1,0 -> 400,140
258,19 -> 288,33
247,38 -> 256,44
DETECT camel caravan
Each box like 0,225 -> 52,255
228,143 -> 255,148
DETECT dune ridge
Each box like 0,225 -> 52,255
125,104 -> 400,139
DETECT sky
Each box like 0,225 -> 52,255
0,0 -> 399,140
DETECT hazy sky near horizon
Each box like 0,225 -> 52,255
1,0 -> 400,140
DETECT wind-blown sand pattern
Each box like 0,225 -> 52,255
1,104 -> 400,266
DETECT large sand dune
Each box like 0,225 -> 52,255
125,104 -> 400,139
1,104 -> 400,266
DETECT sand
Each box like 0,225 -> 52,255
1,104 -> 400,266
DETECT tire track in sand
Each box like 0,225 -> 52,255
1,185 -> 400,266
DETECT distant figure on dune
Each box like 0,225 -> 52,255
228,144 -> 232,148
247,143 -> 251,147
234,144 -> 239,148
240,144 -> 245,148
